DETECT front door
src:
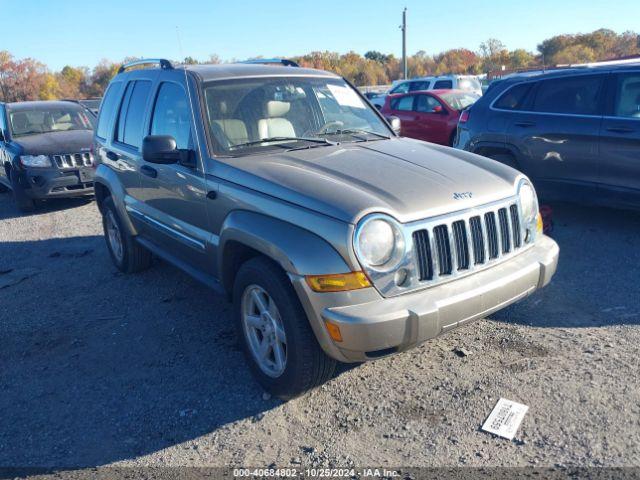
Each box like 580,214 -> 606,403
598,71 -> 640,207
413,94 -> 450,145
136,80 -> 210,270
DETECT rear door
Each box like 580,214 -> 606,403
136,79 -> 210,269
598,71 -> 640,206
505,73 -> 605,200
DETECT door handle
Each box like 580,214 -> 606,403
105,150 -> 119,161
514,121 -> 536,127
140,165 -> 158,178
606,126 -> 635,134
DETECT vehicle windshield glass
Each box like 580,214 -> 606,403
439,91 -> 480,110
457,77 -> 482,91
203,76 -> 391,156
8,106 -> 94,137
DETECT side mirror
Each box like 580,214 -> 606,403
431,105 -> 444,114
142,135 -> 180,164
387,116 -> 401,135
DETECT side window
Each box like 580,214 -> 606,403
494,82 -> 534,110
150,82 -> 191,149
612,73 -> 640,119
415,95 -> 444,113
390,95 -> 414,111
96,82 -> 122,139
532,75 -> 604,115
390,82 -> 409,95
409,81 -> 429,92
116,80 -> 152,148
434,80 -> 453,89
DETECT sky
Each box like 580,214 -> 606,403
2,0 -> 639,71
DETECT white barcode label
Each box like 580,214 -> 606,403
481,398 -> 528,440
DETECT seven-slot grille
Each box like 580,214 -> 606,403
412,200 -> 524,283
52,153 -> 93,169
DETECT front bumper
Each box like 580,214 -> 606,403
19,167 -> 95,199
293,235 -> 559,363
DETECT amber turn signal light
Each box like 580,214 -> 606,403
537,212 -> 543,233
305,272 -> 371,293
324,321 -> 343,342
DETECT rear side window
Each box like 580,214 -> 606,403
409,81 -> 430,92
150,82 -> 191,149
96,82 -> 122,139
532,75 -> 604,115
390,96 -> 414,111
116,80 -> 152,148
612,73 -> 640,118
434,80 -> 453,89
494,82 -> 533,110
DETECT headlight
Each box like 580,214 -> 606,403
20,155 -> 51,168
355,215 -> 405,269
518,179 -> 539,240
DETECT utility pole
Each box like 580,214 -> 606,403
401,7 -> 407,79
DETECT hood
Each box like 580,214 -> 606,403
12,130 -> 93,156
218,137 -> 521,224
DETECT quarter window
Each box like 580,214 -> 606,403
612,73 -> 640,119
494,83 -> 533,110
390,96 -> 414,111
96,82 -> 122,139
151,82 -> 191,149
532,75 -> 604,115
116,80 -> 152,148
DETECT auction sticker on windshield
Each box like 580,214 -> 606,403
327,84 -> 366,109
481,398 -> 529,440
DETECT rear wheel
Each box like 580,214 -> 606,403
9,170 -> 36,213
102,196 -> 152,273
233,256 -> 337,399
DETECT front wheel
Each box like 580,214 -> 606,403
233,257 -> 337,399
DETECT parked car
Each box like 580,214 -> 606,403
0,100 -> 96,212
455,64 -> 640,209
370,75 -> 483,109
381,89 -> 479,146
94,59 -> 558,398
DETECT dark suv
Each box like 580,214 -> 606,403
0,100 -> 96,211
455,65 -> 640,209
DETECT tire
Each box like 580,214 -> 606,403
101,196 -> 152,273
9,170 -> 36,213
233,256 -> 337,399
489,153 -> 519,170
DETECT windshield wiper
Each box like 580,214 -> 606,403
320,129 -> 390,141
230,136 -> 334,150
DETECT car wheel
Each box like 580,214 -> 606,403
9,170 -> 36,213
102,196 -> 152,273
489,153 -> 519,170
233,256 -> 337,399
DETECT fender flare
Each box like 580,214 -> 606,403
93,165 -> 139,236
217,210 -> 351,281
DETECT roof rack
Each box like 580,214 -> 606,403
118,58 -> 174,74
239,58 -> 299,67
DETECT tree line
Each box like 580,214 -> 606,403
0,29 -> 638,102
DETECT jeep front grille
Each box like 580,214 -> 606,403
412,199 -> 526,284
52,153 -> 93,169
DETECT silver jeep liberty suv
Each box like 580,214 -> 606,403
93,59 -> 559,399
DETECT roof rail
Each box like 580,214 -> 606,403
118,58 -> 174,74
239,58 -> 299,67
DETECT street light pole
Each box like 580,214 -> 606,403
401,7 -> 407,79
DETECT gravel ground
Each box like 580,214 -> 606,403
1,191 -> 639,473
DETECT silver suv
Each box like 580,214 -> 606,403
93,59 -> 559,398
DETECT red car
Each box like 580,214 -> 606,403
381,89 -> 479,146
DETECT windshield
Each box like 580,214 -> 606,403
203,76 -> 391,156
8,106 -> 94,137
457,77 -> 482,92
439,91 -> 480,111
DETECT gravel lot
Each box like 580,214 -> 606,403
1,190 -> 639,472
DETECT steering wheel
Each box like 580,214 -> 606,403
305,121 -> 344,137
